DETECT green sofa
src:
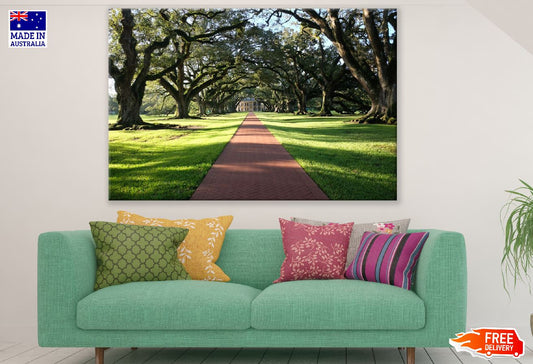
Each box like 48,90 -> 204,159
38,229 -> 467,364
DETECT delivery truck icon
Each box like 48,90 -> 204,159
450,328 -> 524,359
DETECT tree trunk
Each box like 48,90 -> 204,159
214,104 -> 224,114
360,9 -> 396,123
361,83 -> 396,123
109,9 -> 175,129
198,98 -> 206,116
319,87 -> 333,116
297,9 -> 397,123
114,69 -> 151,128
174,61 -> 189,119
296,90 -> 307,114
159,73 -> 191,119
116,88 -> 144,127
111,9 -> 145,129
175,100 -> 189,119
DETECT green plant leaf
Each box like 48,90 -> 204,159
519,179 -> 533,190
501,179 -> 533,294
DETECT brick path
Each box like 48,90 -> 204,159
190,113 -> 328,200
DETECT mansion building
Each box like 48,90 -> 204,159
236,97 -> 266,112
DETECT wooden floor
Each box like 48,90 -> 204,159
0,343 -> 532,364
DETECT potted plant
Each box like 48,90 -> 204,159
501,179 -> 533,333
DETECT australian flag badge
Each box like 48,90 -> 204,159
9,10 -> 47,48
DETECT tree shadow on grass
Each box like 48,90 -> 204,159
263,123 -> 397,145
258,118 -> 397,199
108,114 -> 396,200
108,115 -> 244,200
109,141 -> 229,200
109,138 -> 396,200
279,142 -> 397,200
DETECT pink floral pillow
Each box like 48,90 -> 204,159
274,218 -> 354,283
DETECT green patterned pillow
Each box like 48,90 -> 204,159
89,221 -> 190,290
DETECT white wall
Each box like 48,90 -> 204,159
468,0 -> 533,56
1,0 -> 533,346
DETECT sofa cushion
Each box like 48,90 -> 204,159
117,211 -> 233,282
77,280 -> 260,330
274,219 -> 353,283
291,217 -> 411,269
89,221 -> 190,290
345,232 -> 429,290
251,280 -> 425,330
217,230 -> 285,290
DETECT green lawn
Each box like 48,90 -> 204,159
109,113 -> 245,200
109,112 -> 396,200
256,112 -> 397,200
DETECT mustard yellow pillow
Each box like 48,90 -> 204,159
117,211 -> 233,281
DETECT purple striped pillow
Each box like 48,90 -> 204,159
345,231 -> 429,289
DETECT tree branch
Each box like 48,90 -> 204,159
363,9 -> 389,87
277,9 -> 321,31
118,9 -> 137,84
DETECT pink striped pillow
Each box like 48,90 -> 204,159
345,231 -> 429,289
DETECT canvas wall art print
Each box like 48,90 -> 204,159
108,8 -> 397,200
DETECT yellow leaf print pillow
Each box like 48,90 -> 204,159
117,211 -> 233,281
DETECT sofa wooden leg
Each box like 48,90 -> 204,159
95,347 -> 106,364
406,347 -> 415,364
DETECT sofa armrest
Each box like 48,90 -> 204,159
412,229 -> 467,343
38,230 -> 96,346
